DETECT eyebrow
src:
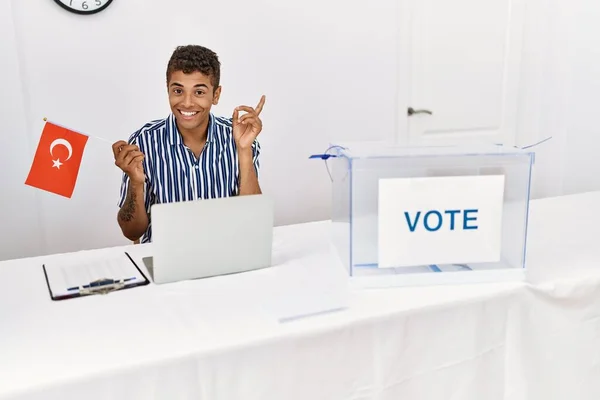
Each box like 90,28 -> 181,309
169,82 -> 209,89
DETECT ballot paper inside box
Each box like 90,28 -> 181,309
322,142 -> 535,287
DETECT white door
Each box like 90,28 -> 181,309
398,0 -> 525,146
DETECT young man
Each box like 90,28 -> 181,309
112,45 -> 265,243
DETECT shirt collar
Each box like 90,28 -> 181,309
167,112 -> 216,146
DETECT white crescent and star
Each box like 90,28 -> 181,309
49,138 -> 73,169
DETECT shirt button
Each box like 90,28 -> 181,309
195,165 -> 199,169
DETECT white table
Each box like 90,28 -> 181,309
2,192 -> 600,400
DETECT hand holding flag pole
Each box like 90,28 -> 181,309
25,117 -> 114,198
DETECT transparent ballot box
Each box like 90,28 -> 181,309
323,142 -> 535,287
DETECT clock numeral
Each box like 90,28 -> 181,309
58,0 -> 112,13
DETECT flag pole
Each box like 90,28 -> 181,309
43,117 -> 113,145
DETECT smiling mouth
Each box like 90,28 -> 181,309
178,110 -> 199,118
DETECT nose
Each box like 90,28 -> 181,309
182,93 -> 193,108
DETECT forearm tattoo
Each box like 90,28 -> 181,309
119,187 -> 137,222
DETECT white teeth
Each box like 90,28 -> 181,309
181,111 -> 197,117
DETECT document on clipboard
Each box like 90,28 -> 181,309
42,252 -> 149,300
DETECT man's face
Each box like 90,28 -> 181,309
168,70 -> 221,132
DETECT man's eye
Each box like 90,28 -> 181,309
196,91 -> 205,96
173,89 -> 182,94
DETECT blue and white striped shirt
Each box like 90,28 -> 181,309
118,113 -> 260,243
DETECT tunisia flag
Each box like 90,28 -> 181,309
25,121 -> 89,198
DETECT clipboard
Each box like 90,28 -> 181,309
42,252 -> 150,301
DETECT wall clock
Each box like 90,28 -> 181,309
53,0 -> 113,15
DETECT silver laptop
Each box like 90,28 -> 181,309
146,194 -> 274,284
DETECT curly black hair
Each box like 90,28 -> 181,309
166,45 -> 221,91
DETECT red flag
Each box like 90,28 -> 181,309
25,121 -> 89,198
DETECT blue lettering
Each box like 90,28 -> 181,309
403,209 -> 479,232
424,210 -> 443,231
404,211 -> 421,232
463,209 -> 479,230
444,210 -> 460,230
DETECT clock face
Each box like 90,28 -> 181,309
54,0 -> 113,15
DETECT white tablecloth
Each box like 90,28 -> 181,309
1,192 -> 600,400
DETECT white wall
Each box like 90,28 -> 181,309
0,0 -> 44,260
1,0 -> 600,261
517,0 -> 600,200
560,0 -> 600,195
0,0 -> 398,260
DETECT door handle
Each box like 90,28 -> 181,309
408,107 -> 433,116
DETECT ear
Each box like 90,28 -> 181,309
212,86 -> 222,105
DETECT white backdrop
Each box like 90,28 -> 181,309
516,0 -> 600,199
0,0 -> 397,260
1,0 -> 599,261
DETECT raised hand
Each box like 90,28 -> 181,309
232,95 -> 266,151
112,140 -> 145,185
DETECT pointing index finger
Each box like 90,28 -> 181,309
255,95 -> 266,115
